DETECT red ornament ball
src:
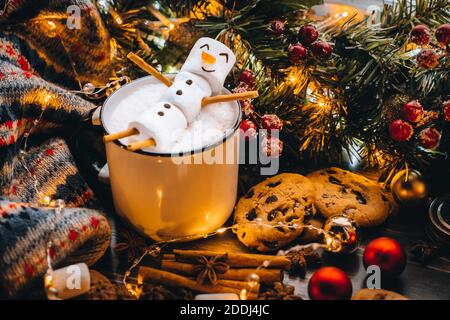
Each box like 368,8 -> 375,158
363,237 -> 406,278
270,19 -> 285,37
308,267 -> 352,300
311,41 -> 333,60
239,69 -> 255,87
443,100 -> 450,122
261,136 -> 283,158
435,24 -> 450,46
419,127 -> 441,150
261,114 -> 283,131
417,49 -> 440,69
403,100 -> 424,123
288,43 -> 308,64
410,25 -> 431,46
239,120 -> 258,140
298,24 -> 319,46
389,119 -> 413,142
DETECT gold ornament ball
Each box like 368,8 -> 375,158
390,170 -> 428,206
323,214 -> 360,254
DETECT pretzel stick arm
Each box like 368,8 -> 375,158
127,52 -> 173,87
127,138 -> 156,151
201,91 -> 259,107
103,128 -> 139,143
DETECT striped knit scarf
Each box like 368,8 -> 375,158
0,0 -> 113,297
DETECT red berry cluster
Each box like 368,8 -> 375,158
239,114 -> 284,158
288,24 -> 332,64
389,99 -> 447,150
410,24 -> 450,69
235,70 -> 257,116
235,70 -> 284,157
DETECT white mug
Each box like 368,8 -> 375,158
95,76 -> 242,241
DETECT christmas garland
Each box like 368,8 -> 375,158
96,0 -> 450,181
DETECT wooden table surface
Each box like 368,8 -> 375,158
95,203 -> 450,300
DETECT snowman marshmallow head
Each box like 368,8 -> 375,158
180,37 -> 236,94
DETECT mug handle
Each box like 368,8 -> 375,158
91,106 -> 102,126
98,164 -> 110,184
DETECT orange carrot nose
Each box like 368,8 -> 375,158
202,51 -> 216,64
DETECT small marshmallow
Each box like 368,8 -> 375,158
128,101 -> 187,152
161,72 -> 211,123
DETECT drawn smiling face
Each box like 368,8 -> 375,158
180,37 -> 236,94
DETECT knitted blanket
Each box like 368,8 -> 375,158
0,0 -> 113,297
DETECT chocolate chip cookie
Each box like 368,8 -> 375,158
352,289 -> 407,300
234,173 -> 316,252
307,168 -> 390,227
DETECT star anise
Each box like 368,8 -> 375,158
193,254 -> 230,285
113,228 -> 148,263
258,282 -> 303,300
286,247 -> 322,278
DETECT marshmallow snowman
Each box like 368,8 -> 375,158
180,37 -> 237,94
128,37 -> 236,151
161,72 -> 211,123
128,101 -> 187,152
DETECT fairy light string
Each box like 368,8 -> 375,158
42,199 -> 66,300
4,5 -> 361,299
123,217 -> 358,299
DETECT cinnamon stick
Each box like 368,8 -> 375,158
138,266 -> 258,300
217,279 -> 260,293
161,260 -> 282,284
172,249 -> 291,270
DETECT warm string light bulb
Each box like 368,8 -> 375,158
46,20 -> 57,38
42,199 -> 65,300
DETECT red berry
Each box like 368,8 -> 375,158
261,114 -> 283,131
443,100 -> 450,121
239,120 -> 257,140
403,100 -> 424,123
239,69 -> 255,87
417,49 -> 440,69
436,24 -> 450,46
419,127 -> 441,150
298,24 -> 319,46
389,119 -> 413,142
261,136 -> 283,158
288,43 -> 308,64
311,41 -> 333,60
410,25 -> 431,46
270,19 -> 285,37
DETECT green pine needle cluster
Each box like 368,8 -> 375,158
98,0 -> 450,181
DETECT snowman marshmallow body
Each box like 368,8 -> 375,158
128,37 -> 236,152
128,101 -> 187,153
161,72 -> 211,123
